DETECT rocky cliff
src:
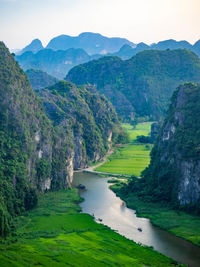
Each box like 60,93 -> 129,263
38,81 -> 119,170
141,83 -> 200,210
0,42 -> 76,235
0,42 -> 122,236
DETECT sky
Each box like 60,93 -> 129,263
0,0 -> 200,50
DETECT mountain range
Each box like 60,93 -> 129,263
16,33 -> 200,80
113,39 -> 200,59
16,48 -> 101,79
19,32 -> 135,55
66,49 -> 200,120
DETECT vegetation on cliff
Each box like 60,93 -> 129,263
116,83 -> 200,215
66,49 -> 200,120
0,42 -> 123,237
26,69 -> 58,90
38,81 -> 124,169
0,42 -> 53,236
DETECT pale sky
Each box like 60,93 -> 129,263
0,0 -> 200,50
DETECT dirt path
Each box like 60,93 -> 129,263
74,149 -> 130,178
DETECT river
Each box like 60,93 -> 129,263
72,172 -> 200,267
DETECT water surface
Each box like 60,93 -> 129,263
73,172 -> 200,267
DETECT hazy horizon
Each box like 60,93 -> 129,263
0,0 -> 200,50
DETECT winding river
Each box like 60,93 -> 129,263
72,172 -> 200,267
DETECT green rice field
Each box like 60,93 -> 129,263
0,189 -> 176,266
95,123 -> 152,176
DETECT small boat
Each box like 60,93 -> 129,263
138,227 -> 142,232
76,184 -> 86,190
98,218 -> 103,222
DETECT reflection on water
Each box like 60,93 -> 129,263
72,172 -> 200,267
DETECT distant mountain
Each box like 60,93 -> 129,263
46,32 -> 135,55
151,39 -> 192,50
16,48 -> 100,79
26,69 -> 58,90
114,39 -> 200,59
20,39 -> 44,54
114,42 -> 149,59
66,49 -> 200,120
193,40 -> 200,57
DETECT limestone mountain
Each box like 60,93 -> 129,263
113,39 -> 200,60
26,69 -> 58,90
0,42 -> 74,236
19,39 -> 44,54
46,32 -> 135,55
16,48 -> 101,79
0,42 -> 122,236
38,81 -> 120,170
66,49 -> 200,120
130,83 -> 200,212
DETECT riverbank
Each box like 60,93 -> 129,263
111,182 -> 200,247
93,122 -> 200,247
0,189 -> 178,266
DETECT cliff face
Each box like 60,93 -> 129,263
0,42 -> 122,236
38,81 -> 119,170
66,49 -> 200,120
143,83 -> 200,207
0,43 -> 73,235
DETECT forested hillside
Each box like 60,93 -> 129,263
0,42 -> 122,237
66,49 -> 200,120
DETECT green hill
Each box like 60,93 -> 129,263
66,49 -> 200,120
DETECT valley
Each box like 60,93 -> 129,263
0,189 -> 177,267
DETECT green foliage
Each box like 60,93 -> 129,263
0,42 -> 53,236
122,83 -> 200,213
136,135 -> 152,143
36,158 -> 51,189
26,69 -> 58,91
66,49 -> 200,120
111,183 -> 200,246
0,189 -> 177,266
39,81 -> 121,164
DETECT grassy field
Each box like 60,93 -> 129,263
111,183 -> 200,247
95,123 -> 152,176
0,189 -> 178,266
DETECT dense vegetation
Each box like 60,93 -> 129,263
0,189 -> 179,266
0,42 -> 122,237
38,81 -> 123,169
111,183 -> 200,246
16,48 -> 97,79
0,42 -> 54,236
116,83 -> 200,214
66,49 -> 200,120
26,69 -> 58,90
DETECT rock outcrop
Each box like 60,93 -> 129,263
142,83 -> 200,208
